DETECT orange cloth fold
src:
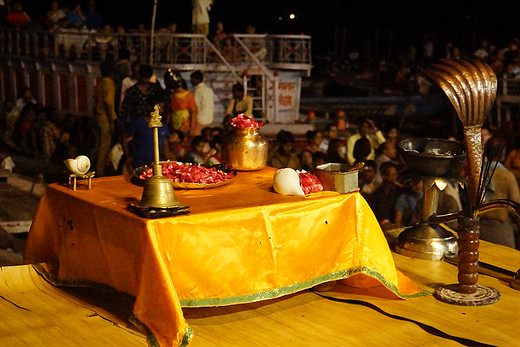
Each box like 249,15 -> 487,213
24,167 -> 424,347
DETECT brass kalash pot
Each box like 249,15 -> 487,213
221,126 -> 268,171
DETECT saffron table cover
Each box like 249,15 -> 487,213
24,167 -> 424,347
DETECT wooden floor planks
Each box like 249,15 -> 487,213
1,238 -> 519,346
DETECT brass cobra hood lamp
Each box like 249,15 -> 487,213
422,58 -> 520,305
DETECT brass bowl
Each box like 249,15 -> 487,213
398,138 -> 466,177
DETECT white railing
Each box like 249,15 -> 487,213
0,28 -> 311,71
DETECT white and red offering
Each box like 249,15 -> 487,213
273,168 -> 323,196
139,162 -> 235,184
231,114 -> 264,128
299,171 -> 323,194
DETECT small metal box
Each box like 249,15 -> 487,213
315,163 -> 358,194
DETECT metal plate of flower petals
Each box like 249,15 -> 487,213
132,161 -> 237,189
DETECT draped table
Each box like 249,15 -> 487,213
24,167 -> 425,347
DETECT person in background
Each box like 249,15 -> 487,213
359,160 -> 378,198
368,161 -> 402,227
312,151 -> 327,168
319,123 -> 338,153
39,106 -> 62,162
12,103 -> 38,156
212,20 -> 228,50
394,181 -> 423,227
185,135 -> 217,165
375,141 -> 398,167
15,87 -> 37,109
53,112 -> 78,160
326,138 -> 347,164
479,136 -> 520,248
123,102 -> 170,169
225,83 -> 253,117
46,1 -> 67,31
192,0 -> 213,35
481,127 -> 493,148
190,70 -> 215,136
383,123 -> 400,149
300,150 -> 314,172
374,141 -> 400,185
346,118 -> 386,165
165,129 -> 186,161
243,24 -> 267,60
66,3 -> 86,29
304,130 -> 324,154
6,1 -> 31,28
120,64 -> 164,129
504,137 -> 520,187
84,0 -> 103,30
211,126 -> 224,139
268,130 -> 300,169
200,126 -> 213,143
93,61 -> 118,176
113,49 -> 131,109
352,137 -> 372,164
167,74 -> 197,136
119,61 -> 140,110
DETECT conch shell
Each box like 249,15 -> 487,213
273,168 -> 304,196
64,155 -> 91,175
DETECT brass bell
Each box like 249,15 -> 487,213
139,163 -> 181,209
138,105 -> 181,209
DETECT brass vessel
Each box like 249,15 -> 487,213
221,127 -> 268,171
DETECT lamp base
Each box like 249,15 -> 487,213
434,284 -> 500,306
395,222 -> 458,261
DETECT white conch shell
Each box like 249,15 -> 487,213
64,155 -> 91,175
273,168 -> 304,196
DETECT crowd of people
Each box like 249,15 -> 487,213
0,0 -> 268,65
3,56 -> 520,250
3,2 -> 520,252
0,56 -> 257,177
315,33 -> 520,100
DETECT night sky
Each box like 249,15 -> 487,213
26,1 -> 520,58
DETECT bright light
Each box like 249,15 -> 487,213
278,16 -> 282,21
289,13 -> 295,20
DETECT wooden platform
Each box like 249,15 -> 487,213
0,265 -> 146,346
2,238 -> 519,346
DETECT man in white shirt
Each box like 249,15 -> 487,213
346,118 -> 386,165
190,70 -> 214,136
192,0 -> 212,35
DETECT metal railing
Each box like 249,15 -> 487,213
0,27 -> 311,71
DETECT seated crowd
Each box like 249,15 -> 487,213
2,80 -> 520,251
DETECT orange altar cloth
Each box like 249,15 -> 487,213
24,167 -> 425,347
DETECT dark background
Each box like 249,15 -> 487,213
25,1 -> 520,59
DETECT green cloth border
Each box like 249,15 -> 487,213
31,263 -> 193,347
179,266 -> 431,307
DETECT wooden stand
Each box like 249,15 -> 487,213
68,171 -> 95,191
434,216 -> 500,306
